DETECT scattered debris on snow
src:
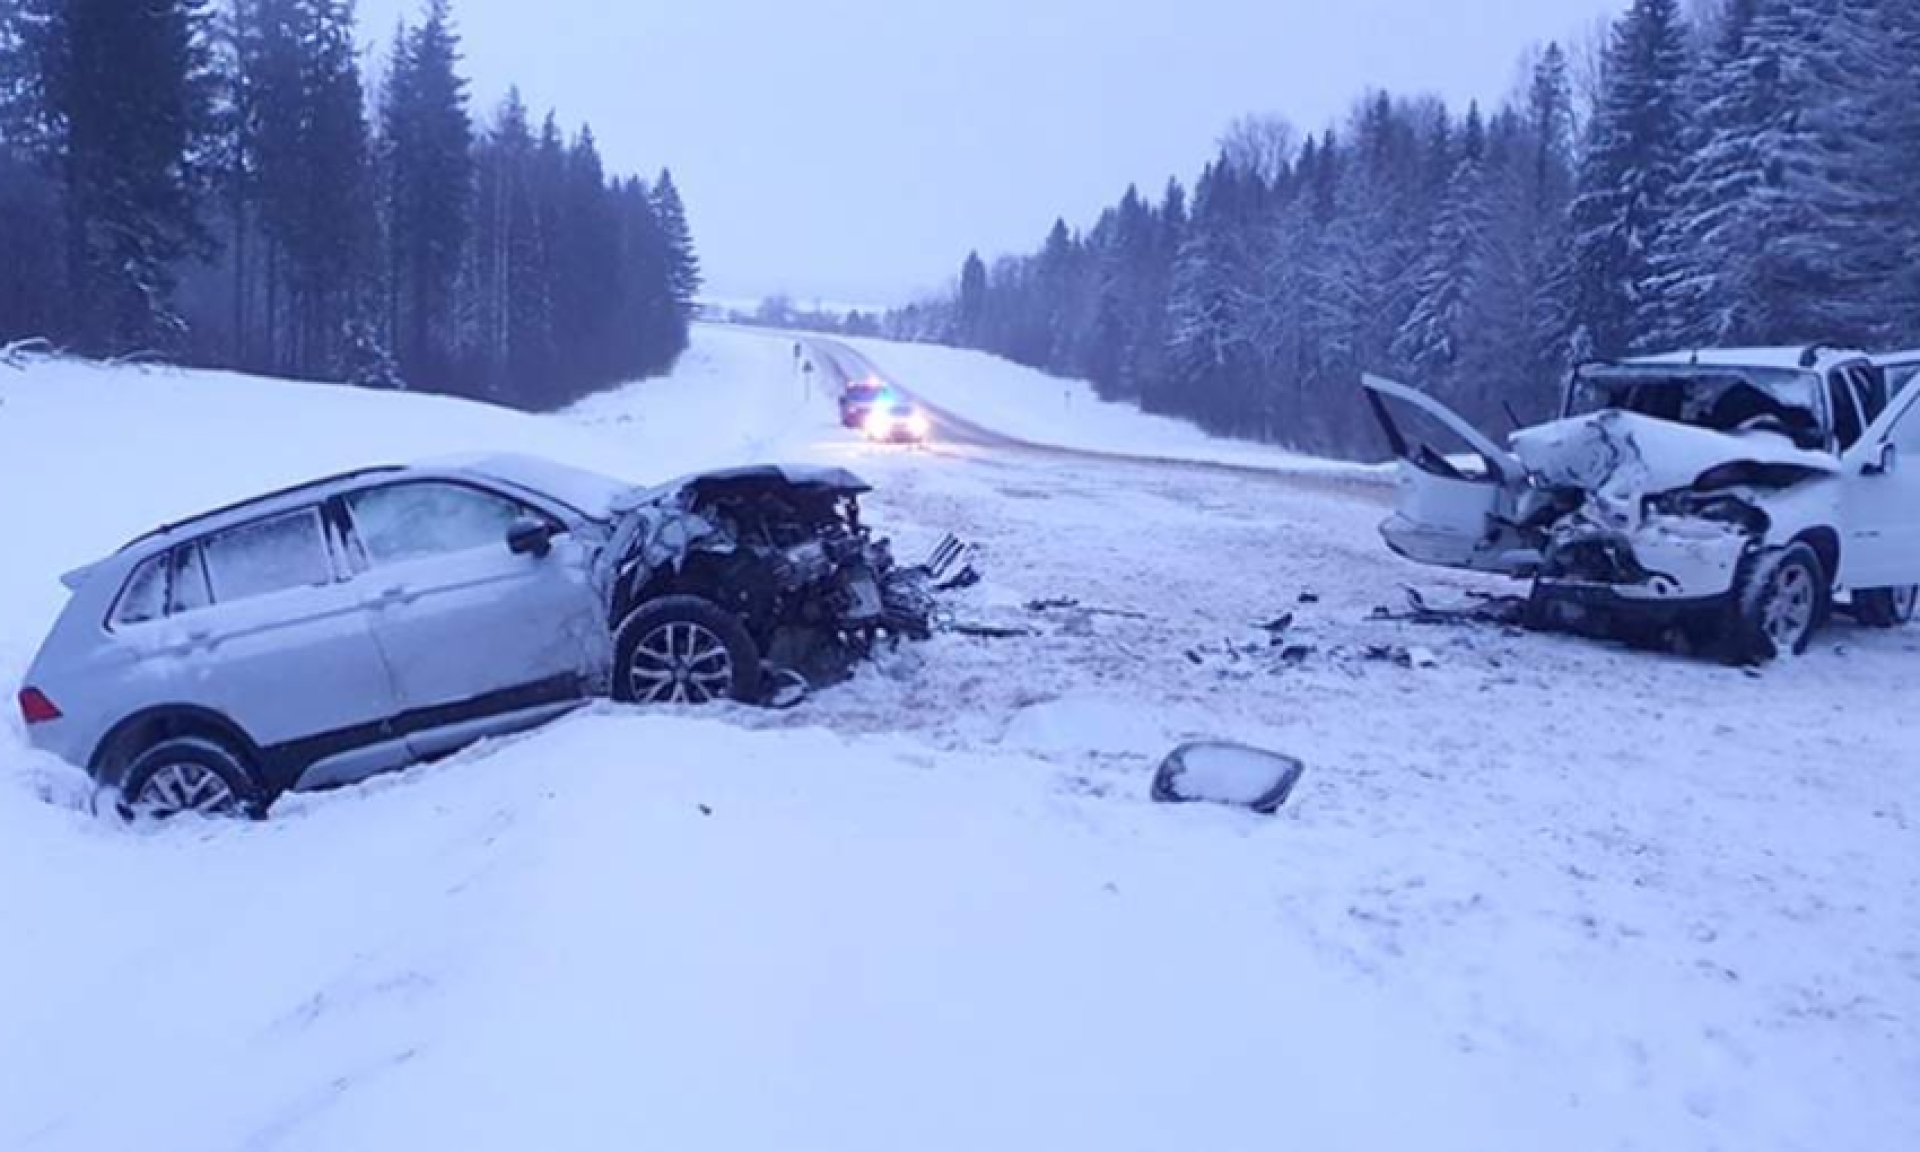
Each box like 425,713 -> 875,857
1371,587 -> 1530,629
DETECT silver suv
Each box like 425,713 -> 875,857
17,455 -> 939,819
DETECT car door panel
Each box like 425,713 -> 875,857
1841,381 -> 1920,589
343,482 -> 604,752
171,508 -> 403,791
1361,375 -> 1539,575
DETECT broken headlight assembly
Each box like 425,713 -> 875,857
1645,490 -> 1771,536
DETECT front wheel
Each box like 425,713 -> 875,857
1729,543 -> 1827,663
613,596 -> 763,706
1855,586 -> 1918,629
118,736 -> 268,822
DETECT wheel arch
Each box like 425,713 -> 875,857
89,706 -> 264,791
1791,526 -> 1842,590
611,550 -> 765,632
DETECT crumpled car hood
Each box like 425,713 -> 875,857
1511,411 -> 1839,501
616,464 -> 872,514
596,463 -> 878,603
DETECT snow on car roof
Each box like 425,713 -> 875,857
111,453 -> 634,566
1626,347 -> 1870,374
444,453 -> 640,520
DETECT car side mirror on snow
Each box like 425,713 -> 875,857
507,517 -> 556,558
1866,443 -> 1900,477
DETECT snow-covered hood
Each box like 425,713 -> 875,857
1511,411 -> 1839,501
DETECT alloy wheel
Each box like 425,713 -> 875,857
627,621 -> 736,704
131,763 -> 241,819
1764,563 -> 1817,652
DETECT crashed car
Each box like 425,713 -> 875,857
16,455 -> 961,819
1362,346 -> 1920,660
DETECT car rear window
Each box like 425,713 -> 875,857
203,509 -> 333,604
111,555 -> 170,628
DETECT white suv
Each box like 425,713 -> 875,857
17,456 -> 936,819
1362,347 -> 1920,660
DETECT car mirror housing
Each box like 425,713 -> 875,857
1152,742 -> 1305,814
507,517 -> 555,558
1867,442 -> 1899,476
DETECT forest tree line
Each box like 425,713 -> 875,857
892,0 -> 1920,458
0,0 -> 701,409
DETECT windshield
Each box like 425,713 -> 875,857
1567,367 -> 1828,449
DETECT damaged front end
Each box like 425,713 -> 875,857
1362,375 -> 1840,639
598,466 -> 969,703
1514,413 -> 1830,612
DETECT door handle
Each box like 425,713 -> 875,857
375,585 -> 416,606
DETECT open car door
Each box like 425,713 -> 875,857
1873,350 -> 1920,402
1360,374 -> 1540,576
1840,354 -> 1920,590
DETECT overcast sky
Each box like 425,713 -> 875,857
358,0 -> 1629,307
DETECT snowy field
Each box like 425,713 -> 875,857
2,327 -> 1916,1152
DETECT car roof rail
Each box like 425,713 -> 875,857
1800,343 -> 1832,369
118,465 -> 406,553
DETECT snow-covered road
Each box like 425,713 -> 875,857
2,327 -> 1915,1152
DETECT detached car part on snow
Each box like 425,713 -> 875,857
16,456 -> 963,820
1362,347 -> 1920,661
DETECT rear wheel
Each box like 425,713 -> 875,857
613,596 -> 763,706
118,736 -> 268,822
1856,586 -> 1918,629
1729,543 -> 1826,663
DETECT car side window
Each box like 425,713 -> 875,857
1889,363 -> 1920,398
1849,367 -> 1889,428
346,482 -> 533,568
202,508 -> 334,604
111,555 -> 170,628
1891,397 -> 1920,454
1829,372 -> 1866,451
170,544 -> 212,616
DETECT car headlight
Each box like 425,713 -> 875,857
906,412 -> 930,438
864,409 -> 892,439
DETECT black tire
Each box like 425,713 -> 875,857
613,595 -> 763,706
118,736 -> 269,822
1856,586 -> 1919,629
1728,543 -> 1827,663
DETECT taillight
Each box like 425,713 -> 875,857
18,688 -> 62,725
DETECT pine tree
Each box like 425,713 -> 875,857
1745,0 -> 1904,346
1886,0 -> 1920,331
551,125 -> 619,396
1557,0 -> 1691,359
651,168 -> 700,320
1521,43 -> 1577,398
235,0 -> 370,376
379,0 -> 471,388
1395,104 -> 1492,381
956,251 -> 988,344
10,0 -> 218,352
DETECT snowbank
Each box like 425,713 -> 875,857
0,709 -> 1581,1152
